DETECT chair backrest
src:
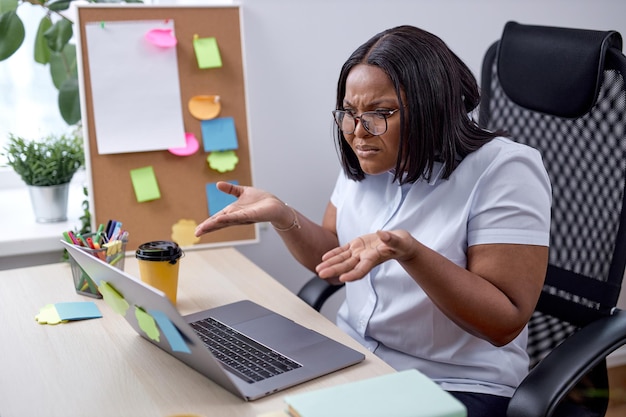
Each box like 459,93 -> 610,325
479,21 -> 626,367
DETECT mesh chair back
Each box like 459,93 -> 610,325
479,22 -> 626,368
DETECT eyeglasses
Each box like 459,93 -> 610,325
332,109 -> 399,136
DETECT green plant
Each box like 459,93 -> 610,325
1,132 -> 84,185
0,0 -> 141,125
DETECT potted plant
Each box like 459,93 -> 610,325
1,132 -> 84,222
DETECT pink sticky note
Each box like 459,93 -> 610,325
145,28 -> 177,48
168,132 -> 200,156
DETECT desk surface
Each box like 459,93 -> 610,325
0,247 -> 394,417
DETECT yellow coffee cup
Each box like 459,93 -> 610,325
135,241 -> 183,304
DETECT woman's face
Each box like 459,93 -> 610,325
342,64 -> 402,175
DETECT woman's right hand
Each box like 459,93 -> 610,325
194,181 -> 288,236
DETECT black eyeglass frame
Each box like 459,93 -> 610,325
332,109 -> 400,136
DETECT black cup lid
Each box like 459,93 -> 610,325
135,241 -> 183,262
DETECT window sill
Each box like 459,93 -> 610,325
0,170 -> 86,258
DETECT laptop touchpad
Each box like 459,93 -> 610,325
233,314 -> 326,352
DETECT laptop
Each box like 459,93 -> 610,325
62,240 -> 364,401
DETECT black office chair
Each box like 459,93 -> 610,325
297,21 -> 626,417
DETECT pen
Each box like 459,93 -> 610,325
110,221 -> 123,241
105,220 -> 113,240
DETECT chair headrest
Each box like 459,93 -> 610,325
497,21 -> 623,118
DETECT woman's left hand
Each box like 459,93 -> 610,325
315,230 -> 416,282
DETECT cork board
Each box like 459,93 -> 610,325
76,4 -> 256,252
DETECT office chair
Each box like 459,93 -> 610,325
297,21 -> 626,417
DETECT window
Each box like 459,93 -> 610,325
0,5 -> 72,172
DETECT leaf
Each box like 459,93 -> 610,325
0,0 -> 18,13
34,15 -> 52,64
0,11 -> 25,61
58,77 -> 81,125
46,0 -> 74,12
49,43 -> 76,89
43,18 -> 72,53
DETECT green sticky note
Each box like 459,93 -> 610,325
130,166 -> 161,202
99,280 -> 129,316
135,307 -> 160,342
193,36 -> 222,69
207,150 -> 239,173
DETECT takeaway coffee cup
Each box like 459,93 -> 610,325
135,241 -> 183,304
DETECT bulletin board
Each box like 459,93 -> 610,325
75,4 -> 257,252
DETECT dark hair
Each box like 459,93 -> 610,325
335,25 -> 504,183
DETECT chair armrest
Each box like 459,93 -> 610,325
507,309 -> 626,417
297,276 -> 345,312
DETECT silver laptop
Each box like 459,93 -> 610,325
62,240 -> 364,401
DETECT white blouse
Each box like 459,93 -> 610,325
331,137 -> 552,397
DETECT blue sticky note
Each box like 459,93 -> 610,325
201,117 -> 238,152
206,180 -> 238,216
150,310 -> 191,353
55,302 -> 102,321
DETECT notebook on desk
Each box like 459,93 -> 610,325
62,240 -> 365,401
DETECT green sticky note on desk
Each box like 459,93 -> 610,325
130,166 -> 161,202
193,36 -> 222,69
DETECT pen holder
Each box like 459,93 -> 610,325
67,233 -> 128,298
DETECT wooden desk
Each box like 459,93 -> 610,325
0,248 -> 394,417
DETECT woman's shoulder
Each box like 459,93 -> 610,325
454,136 -> 547,182
483,136 -> 541,155
469,136 -> 544,164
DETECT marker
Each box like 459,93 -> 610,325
95,223 -> 105,244
67,231 -> 82,246
62,231 -> 73,244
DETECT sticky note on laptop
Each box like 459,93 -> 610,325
283,369 -> 466,417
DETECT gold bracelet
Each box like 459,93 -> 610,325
272,204 -> 301,232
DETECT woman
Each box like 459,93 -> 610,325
195,25 -> 551,417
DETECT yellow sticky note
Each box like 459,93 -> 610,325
193,35 -> 222,69
135,306 -> 160,342
171,219 -> 201,246
35,304 -> 67,325
130,166 -> 161,202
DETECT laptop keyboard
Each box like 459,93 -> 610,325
190,317 -> 302,383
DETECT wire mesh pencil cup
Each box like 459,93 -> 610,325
67,233 -> 128,298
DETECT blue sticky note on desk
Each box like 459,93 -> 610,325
201,117 -> 238,152
206,180 -> 238,216
55,302 -> 102,321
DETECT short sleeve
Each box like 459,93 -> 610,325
467,146 -> 552,247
